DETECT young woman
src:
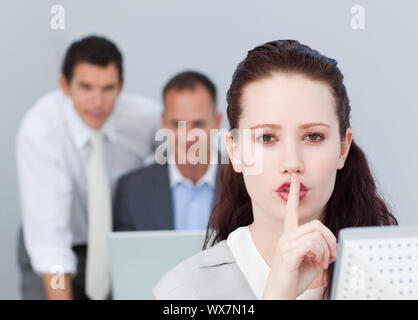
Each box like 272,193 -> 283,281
153,40 -> 398,300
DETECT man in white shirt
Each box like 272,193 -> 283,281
16,35 -> 161,300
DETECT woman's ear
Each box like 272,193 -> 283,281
224,130 -> 243,173
338,128 -> 353,170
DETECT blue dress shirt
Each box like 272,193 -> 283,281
168,162 -> 217,230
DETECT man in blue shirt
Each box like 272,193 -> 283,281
113,71 -> 223,231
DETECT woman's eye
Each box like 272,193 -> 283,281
257,134 -> 276,144
306,133 -> 325,142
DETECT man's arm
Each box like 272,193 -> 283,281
42,274 -> 73,300
17,132 -> 76,299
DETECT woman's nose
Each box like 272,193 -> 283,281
279,143 -> 304,174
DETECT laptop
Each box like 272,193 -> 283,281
109,229 -> 208,299
331,225 -> 418,300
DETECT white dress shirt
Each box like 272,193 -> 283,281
16,89 -> 161,275
227,226 -> 326,300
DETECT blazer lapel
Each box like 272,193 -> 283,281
194,240 -> 257,299
149,163 -> 174,230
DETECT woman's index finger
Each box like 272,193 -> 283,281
283,173 -> 300,235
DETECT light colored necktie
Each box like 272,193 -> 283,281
85,131 -> 112,300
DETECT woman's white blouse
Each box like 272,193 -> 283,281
226,226 -> 326,300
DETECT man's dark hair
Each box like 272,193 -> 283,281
62,35 -> 123,82
163,71 -> 217,107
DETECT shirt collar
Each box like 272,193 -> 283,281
227,226 -> 270,300
227,225 -> 326,300
63,93 -> 117,149
167,146 -> 218,189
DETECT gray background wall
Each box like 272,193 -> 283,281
1,0 -> 416,299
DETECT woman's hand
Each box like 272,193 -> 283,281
262,173 -> 338,300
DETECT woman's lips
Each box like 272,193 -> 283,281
276,190 -> 309,201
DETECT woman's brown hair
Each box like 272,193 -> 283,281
204,40 -> 398,300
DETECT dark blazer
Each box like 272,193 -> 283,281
113,162 -> 222,231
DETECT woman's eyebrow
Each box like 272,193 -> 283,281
249,122 -> 330,130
